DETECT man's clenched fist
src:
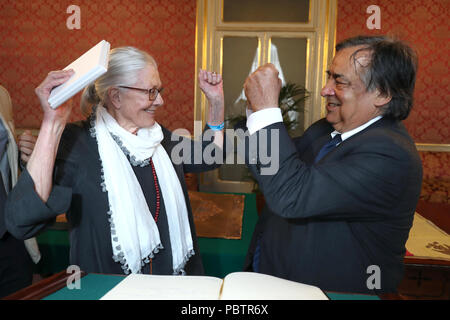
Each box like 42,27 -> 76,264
244,63 -> 282,112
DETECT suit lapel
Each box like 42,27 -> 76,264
313,117 -> 397,163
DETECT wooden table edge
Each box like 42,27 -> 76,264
2,270 -> 86,300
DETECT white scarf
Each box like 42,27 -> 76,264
93,105 -> 194,274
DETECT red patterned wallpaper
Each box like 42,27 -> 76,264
419,151 -> 450,204
336,0 -> 450,145
0,0 -> 197,133
1,1 -> 449,145
420,151 -> 450,180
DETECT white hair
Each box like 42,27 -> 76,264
80,46 -> 157,115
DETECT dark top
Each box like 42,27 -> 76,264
243,117 -> 423,294
0,121 -> 33,298
5,118 -> 223,275
0,119 -> 9,238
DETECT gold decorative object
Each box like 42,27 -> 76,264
189,191 -> 245,239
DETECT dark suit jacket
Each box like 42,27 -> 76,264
5,119 -> 223,275
243,117 -> 422,294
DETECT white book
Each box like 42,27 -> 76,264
47,40 -> 110,109
100,272 -> 329,300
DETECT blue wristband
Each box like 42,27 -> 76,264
207,122 -> 224,131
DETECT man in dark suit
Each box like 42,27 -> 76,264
241,36 -> 422,294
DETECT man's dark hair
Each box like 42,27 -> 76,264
336,35 -> 418,120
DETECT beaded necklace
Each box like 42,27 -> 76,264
150,158 -> 160,223
149,158 -> 160,274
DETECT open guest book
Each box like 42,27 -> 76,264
47,40 -> 110,109
100,272 -> 328,300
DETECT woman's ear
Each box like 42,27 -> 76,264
108,87 -> 121,109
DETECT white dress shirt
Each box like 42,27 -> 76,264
246,106 -> 383,142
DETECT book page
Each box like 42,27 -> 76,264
100,274 -> 223,300
220,272 -> 329,300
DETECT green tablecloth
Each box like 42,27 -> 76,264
43,274 -> 125,300
197,193 -> 258,278
35,193 -> 258,279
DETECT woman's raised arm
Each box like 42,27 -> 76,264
26,69 -> 74,202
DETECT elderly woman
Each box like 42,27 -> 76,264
5,47 -> 224,275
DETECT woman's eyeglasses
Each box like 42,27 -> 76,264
118,86 -> 164,101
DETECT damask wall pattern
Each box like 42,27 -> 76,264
1,1 -> 448,144
419,151 -> 450,204
336,0 -> 449,145
0,0 -> 197,133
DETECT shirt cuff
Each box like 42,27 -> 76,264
246,107 -> 283,135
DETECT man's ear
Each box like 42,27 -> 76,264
373,89 -> 392,108
108,87 -> 121,109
